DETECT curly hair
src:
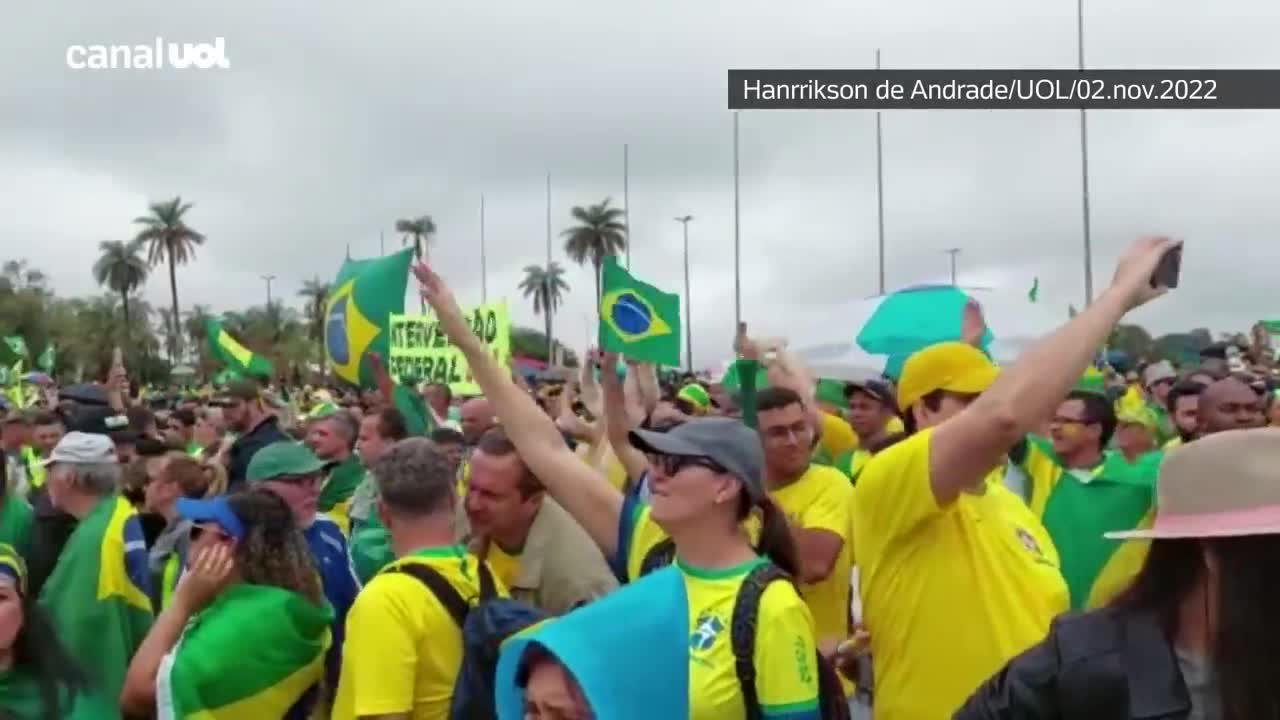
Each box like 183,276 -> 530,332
225,490 -> 324,607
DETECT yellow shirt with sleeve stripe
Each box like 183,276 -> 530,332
615,496 -> 821,719
769,464 -> 855,646
851,429 -> 1068,720
332,545 -> 508,720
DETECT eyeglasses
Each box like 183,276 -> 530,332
189,523 -> 234,543
650,454 -> 727,477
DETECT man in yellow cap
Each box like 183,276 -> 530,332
850,237 -> 1178,719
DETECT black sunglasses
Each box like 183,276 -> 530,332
651,454 -> 727,477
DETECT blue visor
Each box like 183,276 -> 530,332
176,496 -> 246,542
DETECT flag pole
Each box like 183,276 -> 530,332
480,193 -> 488,303
1078,0 -> 1094,306
875,48 -> 887,295
379,229 -> 385,256
732,111 -> 742,329
546,172 -> 555,363
623,143 -> 631,270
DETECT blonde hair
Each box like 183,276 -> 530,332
163,452 -> 227,498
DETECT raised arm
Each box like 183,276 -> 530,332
928,237 -> 1176,506
601,353 -> 650,482
634,362 -> 661,417
621,363 -> 648,428
578,350 -> 603,419
411,263 -> 625,557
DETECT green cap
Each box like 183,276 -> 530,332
246,442 -> 324,483
677,383 -> 711,410
1075,367 -> 1107,395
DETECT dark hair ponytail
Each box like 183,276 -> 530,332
13,599 -> 88,720
739,494 -> 799,578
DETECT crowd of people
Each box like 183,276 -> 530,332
0,236 -> 1279,719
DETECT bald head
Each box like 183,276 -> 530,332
1198,377 -> 1264,436
459,397 -> 495,445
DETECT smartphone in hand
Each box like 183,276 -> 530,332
1150,242 -> 1183,289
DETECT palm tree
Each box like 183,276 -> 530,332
183,304 -> 215,378
395,216 -> 436,312
91,239 -> 149,348
518,262 -> 570,362
134,197 -> 206,360
561,198 -> 627,304
395,216 -> 437,262
297,277 -> 331,369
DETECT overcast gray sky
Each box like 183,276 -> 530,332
3,0 -> 1278,368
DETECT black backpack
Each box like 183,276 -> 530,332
392,561 -> 547,720
732,563 -> 852,720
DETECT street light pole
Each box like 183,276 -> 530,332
943,249 -> 961,286
675,215 -> 694,372
1078,0 -> 1095,306
261,274 -> 276,306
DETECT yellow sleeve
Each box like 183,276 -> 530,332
1019,436 -> 1062,518
754,582 -> 822,719
338,577 -> 424,715
818,413 -> 858,459
799,468 -> 854,539
619,498 -> 672,584
851,430 -> 942,576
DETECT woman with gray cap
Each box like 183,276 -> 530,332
413,262 -> 847,720
957,428 -> 1280,719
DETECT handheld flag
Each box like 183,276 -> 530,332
325,248 -> 413,387
36,344 -> 54,373
206,319 -> 275,379
2,336 -> 27,363
598,256 -> 681,366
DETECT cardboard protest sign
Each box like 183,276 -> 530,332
388,301 -> 511,395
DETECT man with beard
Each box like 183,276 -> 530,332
217,379 -> 289,490
1163,380 -> 1205,448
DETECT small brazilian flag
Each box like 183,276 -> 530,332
325,248 -> 413,388
598,255 -> 681,366
206,319 -> 275,379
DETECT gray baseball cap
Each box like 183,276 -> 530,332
41,431 -> 118,466
629,417 -> 764,500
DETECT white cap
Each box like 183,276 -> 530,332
42,431 -> 118,466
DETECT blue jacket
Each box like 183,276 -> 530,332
305,514 -> 361,694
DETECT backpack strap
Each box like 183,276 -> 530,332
392,563 -> 471,628
730,562 -> 790,720
475,559 -> 497,602
638,538 -> 676,579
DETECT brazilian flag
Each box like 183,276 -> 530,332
206,319 -> 275,379
156,583 -> 331,719
598,255 -> 681,366
325,248 -> 413,387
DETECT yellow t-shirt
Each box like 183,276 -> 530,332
817,412 -> 858,460
575,441 -> 629,492
851,429 -> 1068,720
332,545 -> 508,720
680,557 -> 822,720
769,464 -> 855,645
615,496 -> 760,584
486,542 -> 522,590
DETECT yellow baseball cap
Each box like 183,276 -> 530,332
897,342 -> 1000,411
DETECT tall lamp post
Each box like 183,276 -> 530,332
675,215 -> 694,372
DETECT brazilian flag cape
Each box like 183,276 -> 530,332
318,454 -> 365,516
157,583 -> 332,719
1013,437 -> 1161,609
38,495 -> 154,706
0,668 -> 117,719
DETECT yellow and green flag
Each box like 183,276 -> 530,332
38,496 -> 154,705
325,248 -> 413,387
157,583 -> 332,719
206,319 -> 275,379
598,255 -> 681,366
